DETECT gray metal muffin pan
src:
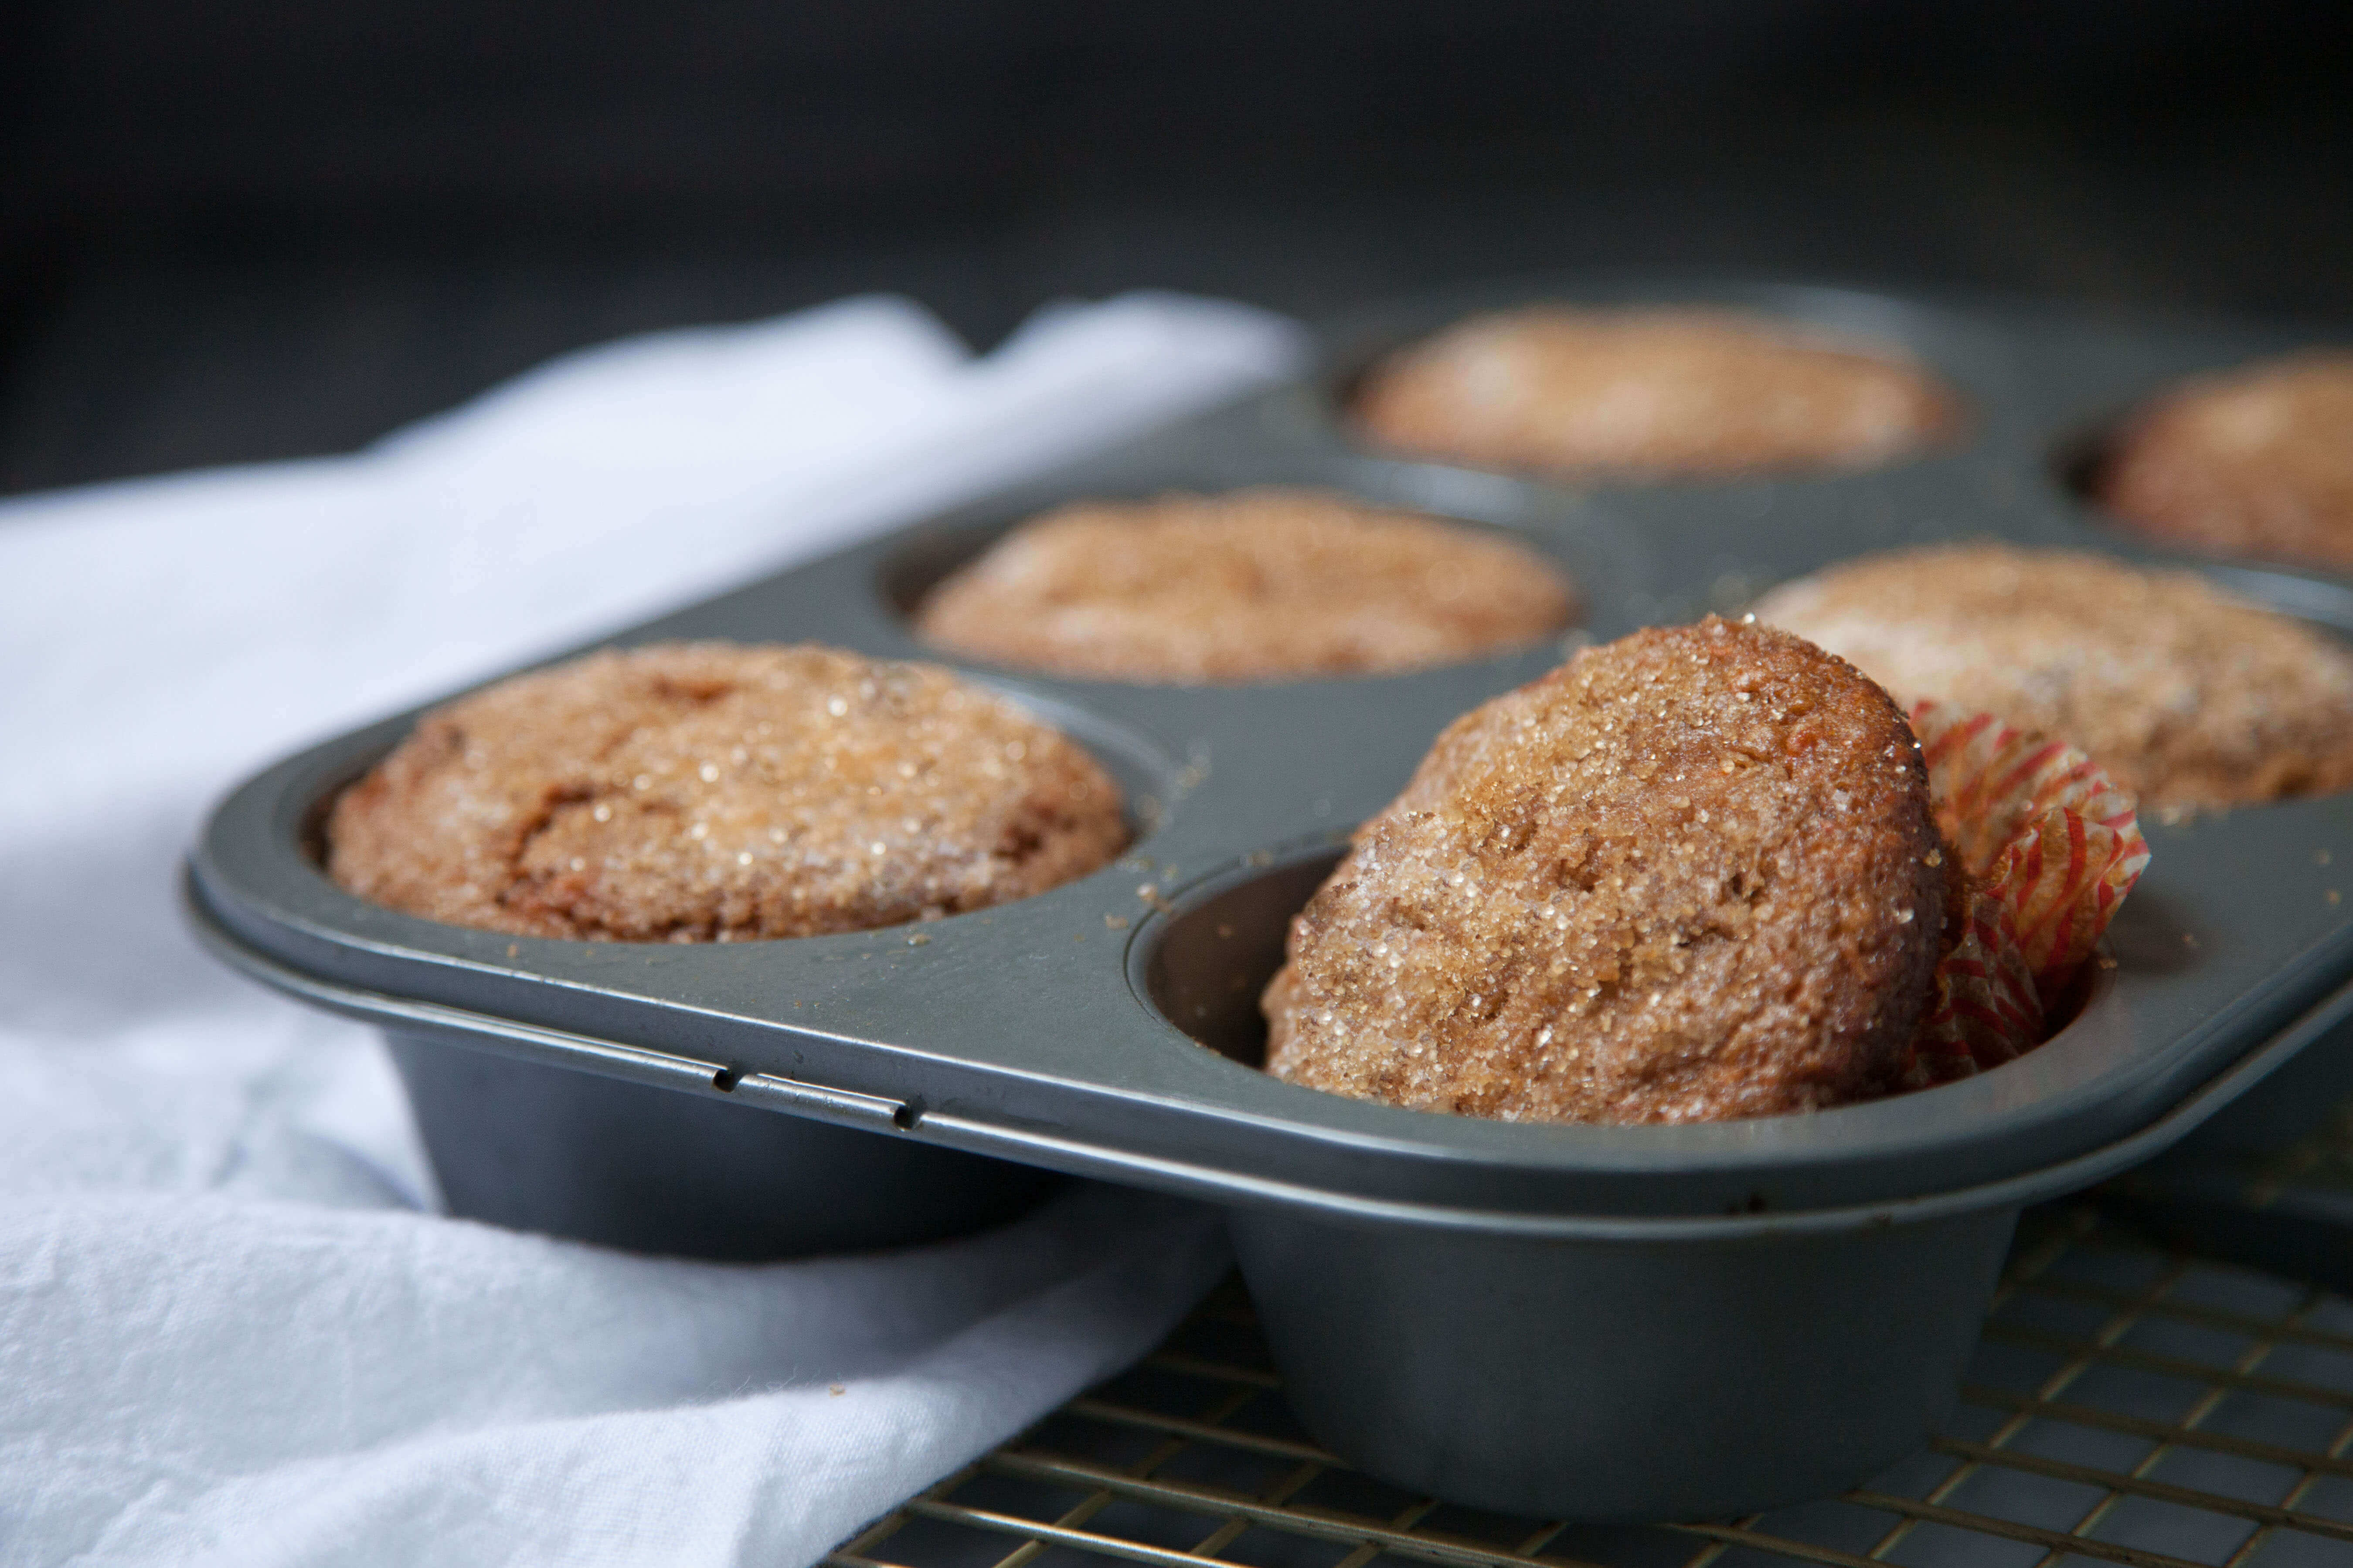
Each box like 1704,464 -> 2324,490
186,278 -> 2353,1520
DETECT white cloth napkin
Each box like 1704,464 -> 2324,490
0,292 -> 1309,1567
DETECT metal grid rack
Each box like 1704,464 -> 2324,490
2101,1101 -> 2353,1306
833,1118 -> 2353,1568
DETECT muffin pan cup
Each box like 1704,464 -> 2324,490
187,279 -> 2353,1520
1230,980 -> 2353,1524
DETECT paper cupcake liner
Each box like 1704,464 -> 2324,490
1903,701 -> 2152,1085
1904,888 -> 2042,1088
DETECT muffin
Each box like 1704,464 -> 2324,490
2093,351 -> 2353,570
912,488 -> 1577,683
1752,544 -> 2353,809
1353,306 -> 1962,479
1262,617 -> 1946,1125
326,642 -> 1128,941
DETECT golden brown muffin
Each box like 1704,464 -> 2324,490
1353,306 -> 1962,479
1262,617 -> 1945,1125
2094,350 -> 2353,569
1753,544 -> 2353,810
912,488 -> 1577,683
326,642 -> 1127,941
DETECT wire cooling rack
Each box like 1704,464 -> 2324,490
833,1125 -> 2353,1568
2099,1100 -> 2353,1305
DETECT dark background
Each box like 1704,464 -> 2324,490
3,1 -> 2350,496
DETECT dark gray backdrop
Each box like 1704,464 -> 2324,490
3,0 -> 2348,495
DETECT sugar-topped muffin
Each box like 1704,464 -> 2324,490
1754,544 -> 2353,808
2094,350 -> 2353,570
326,642 -> 1128,940
1353,306 -> 1961,479
1263,618 -> 1946,1124
913,488 -> 1577,683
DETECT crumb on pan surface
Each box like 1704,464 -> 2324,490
911,487 -> 1578,683
326,641 -> 1128,941
1262,616 -> 1946,1125
1753,543 -> 2353,809
1352,305 -> 1962,479
2095,350 -> 2353,569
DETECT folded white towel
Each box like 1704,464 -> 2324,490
0,291 -> 1309,1567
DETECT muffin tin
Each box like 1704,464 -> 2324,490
187,278 -> 2353,1521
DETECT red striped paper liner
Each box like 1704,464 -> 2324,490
1904,701 -> 2152,1085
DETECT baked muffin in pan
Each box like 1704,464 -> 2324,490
1753,543 -> 2353,809
914,487 -> 1577,684
1259,613 -> 2154,1125
327,641 -> 1128,941
2092,350 -> 2353,570
1263,617 -> 1947,1124
1352,306 -> 1962,479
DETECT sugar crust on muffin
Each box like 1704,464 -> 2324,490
326,641 -> 1128,941
2095,350 -> 2353,569
1353,306 -> 1962,479
1262,617 -> 1946,1125
1753,543 -> 2353,809
913,487 -> 1577,683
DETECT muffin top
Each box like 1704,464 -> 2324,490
1353,306 -> 1961,479
912,488 -> 1577,683
2095,350 -> 2353,569
1753,543 -> 2353,809
1263,617 -> 1945,1125
326,641 -> 1128,941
